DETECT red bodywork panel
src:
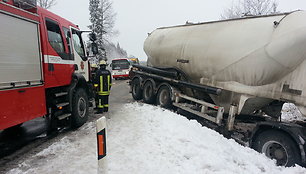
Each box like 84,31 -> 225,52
38,7 -> 78,88
0,2 -> 81,130
0,86 -> 46,130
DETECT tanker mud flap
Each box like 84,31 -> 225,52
173,92 -> 224,126
250,122 -> 306,166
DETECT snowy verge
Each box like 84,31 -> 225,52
281,103 -> 305,122
7,103 -> 306,174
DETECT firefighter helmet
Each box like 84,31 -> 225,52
99,60 -> 107,65
91,63 -> 98,68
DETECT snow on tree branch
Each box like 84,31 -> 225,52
221,0 -> 279,19
89,0 -> 118,61
37,0 -> 56,9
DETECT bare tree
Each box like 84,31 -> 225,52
221,0 -> 279,19
37,0 -> 56,9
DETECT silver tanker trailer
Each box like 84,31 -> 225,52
130,11 -> 306,167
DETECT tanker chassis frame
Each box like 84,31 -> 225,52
130,64 -> 306,167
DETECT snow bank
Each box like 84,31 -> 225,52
7,103 -> 306,174
281,103 -> 305,122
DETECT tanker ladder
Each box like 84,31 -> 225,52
131,64 -> 232,126
173,92 -> 238,131
173,92 -> 226,126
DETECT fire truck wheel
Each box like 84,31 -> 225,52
71,88 -> 89,128
131,78 -> 143,100
253,130 -> 300,167
143,81 -> 155,104
157,86 -> 172,109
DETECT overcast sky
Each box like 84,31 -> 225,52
51,0 -> 306,60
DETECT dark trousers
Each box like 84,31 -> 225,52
96,95 -> 109,112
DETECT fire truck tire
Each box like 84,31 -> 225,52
157,86 -> 172,109
71,88 -> 89,128
253,130 -> 301,167
131,78 -> 143,100
143,81 -> 155,104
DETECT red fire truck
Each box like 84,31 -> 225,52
0,0 -> 97,131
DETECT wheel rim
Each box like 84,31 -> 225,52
78,97 -> 86,118
159,89 -> 169,106
262,140 -> 288,166
133,81 -> 140,95
145,83 -> 153,99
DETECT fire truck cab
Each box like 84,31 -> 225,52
0,0 -> 96,131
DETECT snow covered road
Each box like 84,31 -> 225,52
7,103 -> 306,174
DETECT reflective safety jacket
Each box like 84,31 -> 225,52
94,68 -> 112,95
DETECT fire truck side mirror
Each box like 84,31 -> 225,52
92,43 -> 98,55
89,33 -> 97,41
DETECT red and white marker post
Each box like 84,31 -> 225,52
96,117 -> 107,173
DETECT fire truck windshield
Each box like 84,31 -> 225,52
72,29 -> 85,58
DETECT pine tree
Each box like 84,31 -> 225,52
89,0 -> 117,61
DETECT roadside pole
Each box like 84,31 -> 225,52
96,116 -> 107,173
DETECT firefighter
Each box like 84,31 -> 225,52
91,63 -> 98,79
94,60 -> 112,114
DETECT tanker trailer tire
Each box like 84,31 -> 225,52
143,81 -> 156,104
71,88 -> 89,128
157,86 -> 172,109
253,130 -> 300,167
131,78 -> 143,100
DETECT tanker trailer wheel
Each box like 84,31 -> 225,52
131,78 -> 143,100
157,86 -> 172,109
143,81 -> 156,104
253,130 -> 300,166
71,88 -> 89,128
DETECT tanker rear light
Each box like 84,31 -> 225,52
58,106 -> 63,110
